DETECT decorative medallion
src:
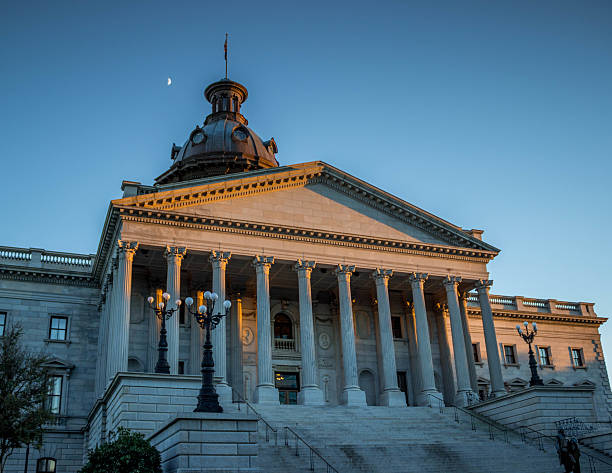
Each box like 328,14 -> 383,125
242,327 -> 254,346
318,332 -> 331,350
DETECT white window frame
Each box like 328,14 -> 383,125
501,343 -> 519,366
536,345 -> 553,367
570,347 -> 586,369
0,311 -> 7,337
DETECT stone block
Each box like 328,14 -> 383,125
202,443 -> 238,455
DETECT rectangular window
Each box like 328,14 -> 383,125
538,346 -> 551,365
178,361 -> 185,375
49,316 -> 68,341
179,302 -> 186,325
503,345 -> 517,364
0,312 -> 6,337
571,348 -> 584,367
47,376 -> 62,414
472,343 -> 481,362
391,316 -> 402,339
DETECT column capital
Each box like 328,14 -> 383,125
253,255 -> 274,269
117,240 -> 138,262
165,246 -> 187,261
295,259 -> 316,274
372,268 -> 393,282
475,279 -> 493,292
443,275 -> 462,290
458,291 -> 470,302
210,250 -> 232,264
335,264 -> 355,276
408,272 -> 428,284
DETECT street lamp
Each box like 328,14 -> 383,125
147,292 -> 181,374
516,321 -> 544,386
185,292 -> 231,413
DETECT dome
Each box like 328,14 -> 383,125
155,79 -> 278,184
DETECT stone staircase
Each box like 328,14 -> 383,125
248,405 -> 568,473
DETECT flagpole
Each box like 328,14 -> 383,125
224,33 -> 228,79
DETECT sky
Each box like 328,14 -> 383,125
1,1 -> 611,363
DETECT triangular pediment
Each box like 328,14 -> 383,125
113,162 -> 498,254
42,357 -> 75,371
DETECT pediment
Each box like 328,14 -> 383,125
113,162 -> 499,255
42,357 -> 75,371
545,378 -> 564,386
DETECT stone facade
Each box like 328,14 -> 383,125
1,77 -> 610,472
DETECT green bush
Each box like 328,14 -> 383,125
80,427 -> 162,473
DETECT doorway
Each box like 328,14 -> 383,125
275,372 -> 300,405
397,371 -> 409,405
358,370 -> 376,406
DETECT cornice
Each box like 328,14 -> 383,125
113,162 -> 498,254
467,308 -> 607,326
117,206 -> 497,263
0,268 -> 98,288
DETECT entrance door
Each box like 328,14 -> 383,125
275,372 -> 299,405
397,371 -> 409,405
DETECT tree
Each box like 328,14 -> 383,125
80,428 -> 162,473
0,324 -> 54,473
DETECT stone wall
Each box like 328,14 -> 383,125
469,386 -> 596,435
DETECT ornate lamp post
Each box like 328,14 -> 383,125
185,292 -> 231,413
147,292 -> 181,374
516,321 -> 544,386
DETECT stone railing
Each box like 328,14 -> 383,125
467,292 -> 595,317
274,338 -> 296,351
0,246 -> 95,273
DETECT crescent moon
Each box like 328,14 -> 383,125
167,77 -> 172,86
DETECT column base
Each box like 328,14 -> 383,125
417,390 -> 443,407
454,389 -> 479,407
380,389 -> 407,407
253,384 -> 280,405
342,387 -> 367,407
215,382 -> 233,406
298,386 -> 325,406
490,389 -> 508,399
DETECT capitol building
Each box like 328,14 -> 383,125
1,75 -> 611,473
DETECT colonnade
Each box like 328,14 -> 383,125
95,241 -> 506,407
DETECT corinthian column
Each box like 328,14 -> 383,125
443,276 -> 475,406
189,290 -> 205,375
408,272 -> 442,405
114,240 -> 138,374
165,246 -> 186,375
458,292 -> 478,391
476,280 -> 506,397
211,250 -> 232,403
373,269 -> 406,406
252,256 -> 279,404
336,264 -> 367,406
295,260 -> 324,405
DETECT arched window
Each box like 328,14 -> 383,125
37,458 -> 56,473
274,313 -> 292,340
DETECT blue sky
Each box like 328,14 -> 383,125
1,1 -> 611,362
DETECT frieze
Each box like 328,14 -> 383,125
118,210 -> 496,263
466,308 -> 605,326
0,269 -> 97,288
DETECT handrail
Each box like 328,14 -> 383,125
448,397 -> 612,471
230,386 -> 340,472
230,386 -> 278,445
284,426 -> 340,473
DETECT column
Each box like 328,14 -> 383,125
476,279 -> 506,397
405,302 -> 422,405
211,250 -> 232,403
94,294 -> 107,397
373,269 -> 406,406
443,276 -> 475,406
148,288 -> 163,372
336,264 -> 367,406
105,266 -> 116,384
459,292 -> 478,392
230,294 -> 244,397
295,260 -> 324,405
189,291 -> 205,375
408,272 -> 442,405
165,246 -> 186,375
114,240 -> 138,374
252,256 -> 279,404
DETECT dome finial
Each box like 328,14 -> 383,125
224,33 -> 229,79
